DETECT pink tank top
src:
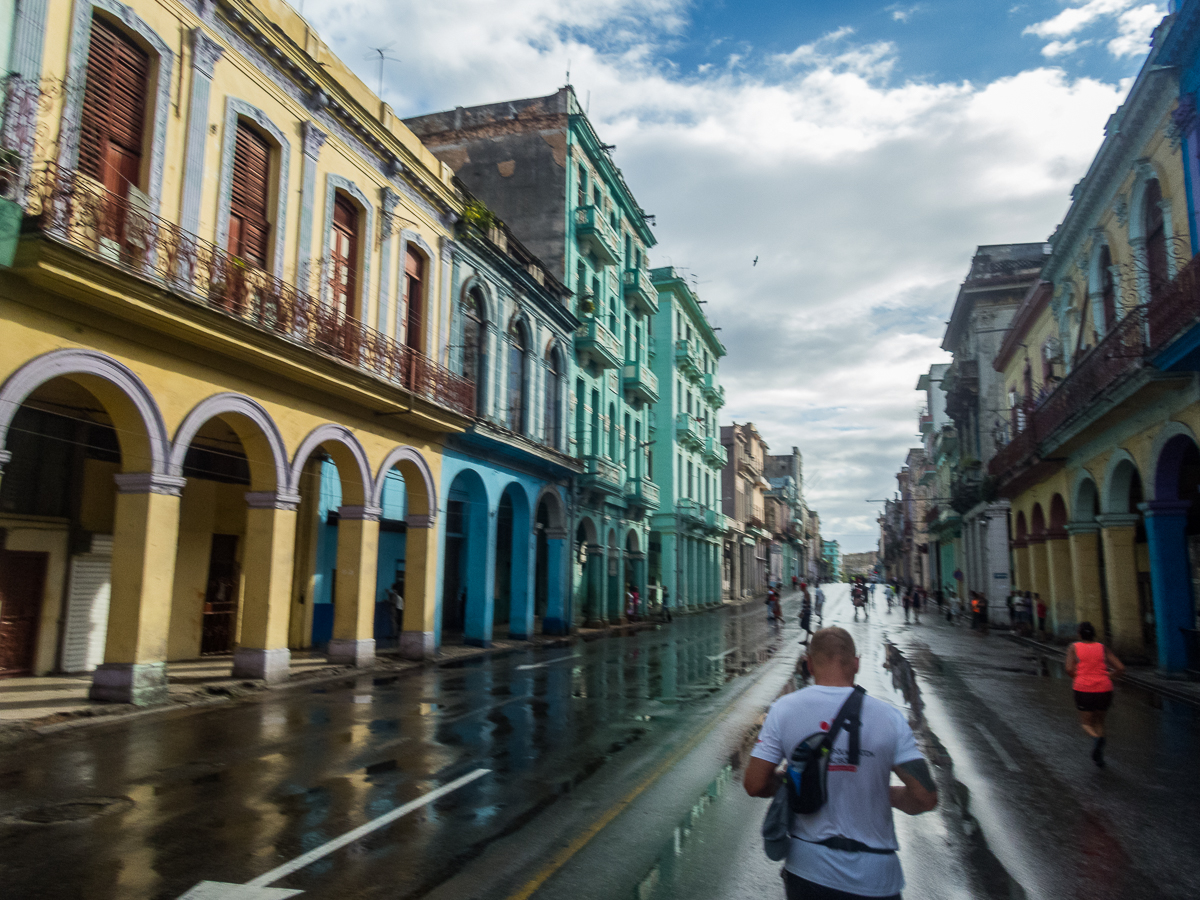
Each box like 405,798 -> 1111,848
1072,642 -> 1112,693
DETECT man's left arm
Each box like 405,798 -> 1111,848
890,759 -> 937,814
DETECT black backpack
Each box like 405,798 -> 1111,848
785,686 -> 866,814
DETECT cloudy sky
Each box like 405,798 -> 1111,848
303,0 -> 1166,552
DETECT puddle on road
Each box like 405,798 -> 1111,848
634,765 -> 734,900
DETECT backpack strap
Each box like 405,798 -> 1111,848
822,686 -> 866,763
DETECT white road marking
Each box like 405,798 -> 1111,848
178,769 -> 490,898
974,724 -> 1020,772
516,654 -> 581,670
707,648 -> 736,661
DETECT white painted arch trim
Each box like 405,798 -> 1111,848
1069,467 -> 1101,523
1100,447 -> 1142,514
288,423 -> 373,502
372,445 -> 438,520
0,349 -> 169,473
533,484 -> 568,533
168,393 -> 289,490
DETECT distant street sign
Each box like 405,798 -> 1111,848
178,885 -> 301,899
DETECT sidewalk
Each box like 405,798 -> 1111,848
0,620 -> 659,744
1004,631 -> 1200,709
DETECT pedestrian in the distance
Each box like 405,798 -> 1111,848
387,577 -> 404,639
1035,594 -> 1047,638
799,590 -> 813,644
1065,621 -> 1125,767
814,584 -> 825,625
744,627 -> 938,900
902,588 -> 912,624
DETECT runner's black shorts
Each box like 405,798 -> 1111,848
784,871 -> 899,900
1074,690 -> 1113,712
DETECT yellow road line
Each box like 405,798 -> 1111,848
504,648 -> 796,900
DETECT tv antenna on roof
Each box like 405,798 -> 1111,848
367,44 -> 401,97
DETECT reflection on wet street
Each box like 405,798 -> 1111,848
0,602 -> 783,900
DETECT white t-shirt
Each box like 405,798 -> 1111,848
751,685 -> 924,897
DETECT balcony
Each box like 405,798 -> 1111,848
622,267 -> 658,316
574,205 -> 619,266
623,361 -> 659,405
625,476 -> 660,511
704,435 -> 728,469
738,454 -> 762,479
702,372 -> 725,409
574,316 -> 621,369
676,498 -> 704,525
919,411 -> 933,434
674,339 -> 702,382
26,166 -> 475,417
580,454 -> 624,495
675,412 -> 703,449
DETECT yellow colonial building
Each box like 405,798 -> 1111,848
0,0 -> 478,702
991,11 -> 1200,671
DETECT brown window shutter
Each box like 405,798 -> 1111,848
228,121 -> 272,266
405,246 -> 424,351
330,195 -> 359,319
79,17 -> 149,196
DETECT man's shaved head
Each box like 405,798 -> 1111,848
807,627 -> 857,673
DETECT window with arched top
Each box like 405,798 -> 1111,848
506,320 -> 527,433
228,121 -> 272,268
80,16 -> 150,199
462,287 -> 487,413
545,349 -> 563,450
404,246 -> 425,352
1099,244 -> 1115,334
1144,179 -> 1169,301
330,195 -> 359,319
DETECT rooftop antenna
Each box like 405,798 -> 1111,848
566,59 -> 571,85
586,90 -> 590,115
367,44 -> 400,98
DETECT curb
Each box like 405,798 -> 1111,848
0,624 -> 651,747
1003,633 -> 1200,710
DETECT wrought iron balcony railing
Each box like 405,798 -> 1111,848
702,372 -> 725,409
26,165 -> 475,417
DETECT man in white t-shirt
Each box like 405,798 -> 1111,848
744,627 -> 937,899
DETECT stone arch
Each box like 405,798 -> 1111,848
534,484 -> 568,535
460,274 -> 499,324
1128,160 -> 1178,296
287,423 -> 372,506
1049,494 -> 1069,534
576,514 -> 600,547
625,528 -> 642,554
168,393 -> 288,492
372,446 -> 437,523
0,349 -> 169,474
443,466 -> 491,644
1071,470 -> 1100,523
1101,449 -> 1142,514
1030,503 -> 1046,537
1014,510 -> 1028,541
1150,421 -> 1200,501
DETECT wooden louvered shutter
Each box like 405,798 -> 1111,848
228,122 -> 271,267
330,196 -> 358,319
404,246 -> 424,351
79,17 -> 149,197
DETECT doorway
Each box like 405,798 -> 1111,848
0,550 -> 48,676
200,534 -> 240,654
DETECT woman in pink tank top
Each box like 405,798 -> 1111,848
1064,621 -> 1125,767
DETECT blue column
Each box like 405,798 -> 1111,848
542,535 -> 569,635
464,500 -> 497,647
509,522 -> 535,639
1141,500 -> 1194,672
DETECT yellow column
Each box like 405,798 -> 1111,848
1067,524 -> 1103,630
234,491 -> 299,682
90,473 -> 186,705
1044,533 -> 1074,637
329,504 -> 381,666
1011,541 -> 1029,593
1027,537 -> 1049,602
399,512 -> 439,659
1098,514 -> 1144,659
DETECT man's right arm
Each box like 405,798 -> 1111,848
744,757 -> 782,798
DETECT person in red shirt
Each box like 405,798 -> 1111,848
1064,621 -> 1125,767
1035,594 -> 1047,637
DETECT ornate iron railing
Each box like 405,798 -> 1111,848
1147,253 -> 1200,353
26,165 -> 475,417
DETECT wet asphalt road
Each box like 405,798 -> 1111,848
0,601 -> 786,900
632,584 -> 1200,900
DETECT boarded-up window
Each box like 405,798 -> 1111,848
404,246 -> 424,351
228,122 -> 271,267
330,195 -> 358,318
79,17 -> 149,197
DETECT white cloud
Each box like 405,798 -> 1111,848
303,0 -> 1128,551
1024,0 -> 1136,38
1107,4 -> 1163,57
1040,38 -> 1089,57
888,3 -> 924,22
